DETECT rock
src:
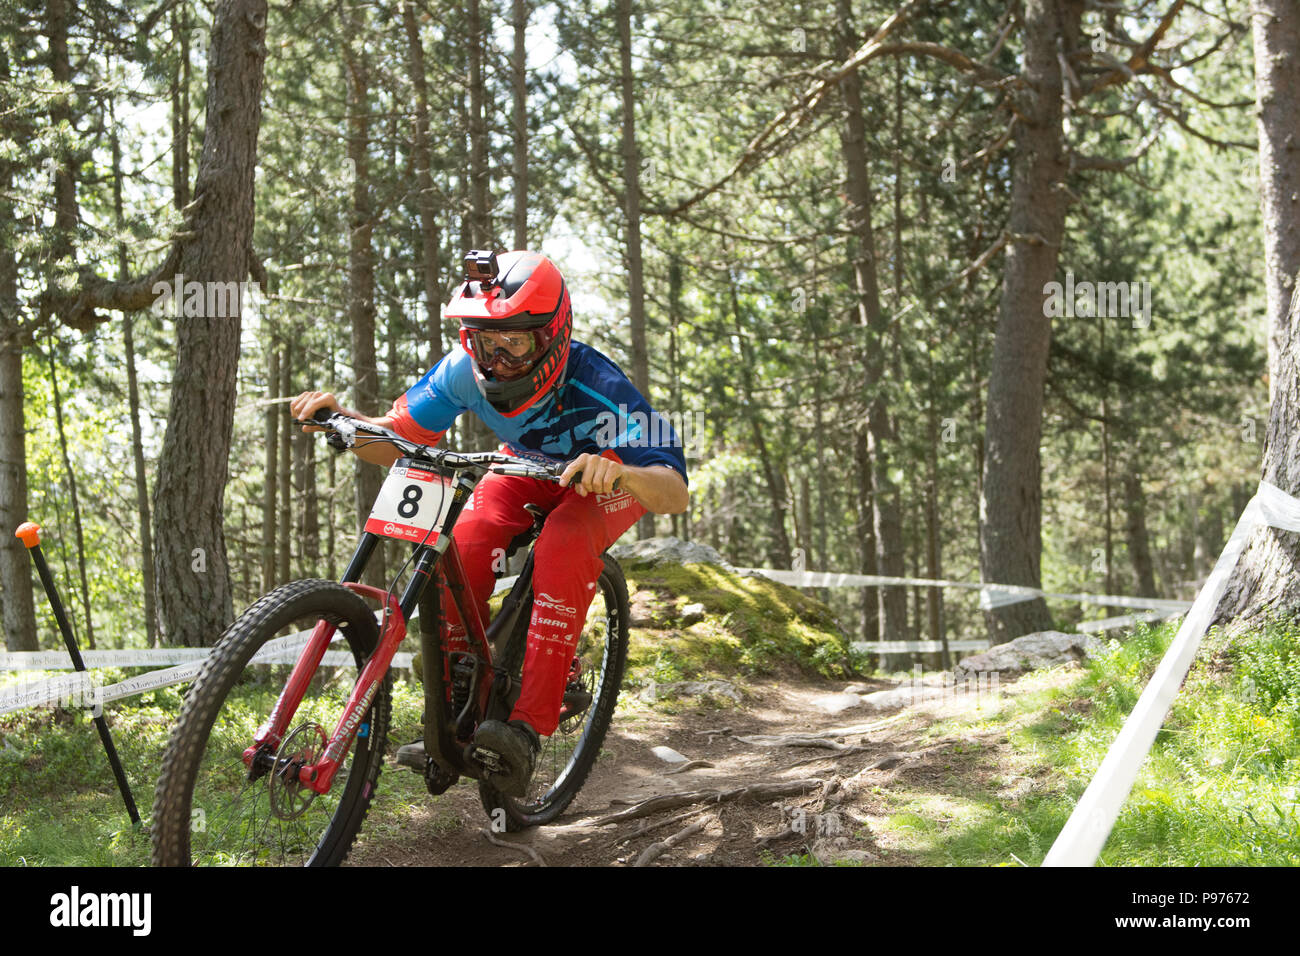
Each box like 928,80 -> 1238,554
810,837 -> 875,866
650,745 -> 688,764
811,693 -> 864,715
610,536 -> 733,570
859,685 -> 928,711
639,679 -> 742,703
842,683 -> 873,695
679,602 -> 706,626
953,630 -> 1103,680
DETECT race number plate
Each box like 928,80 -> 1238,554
364,464 -> 454,544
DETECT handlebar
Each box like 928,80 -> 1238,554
296,409 -> 618,490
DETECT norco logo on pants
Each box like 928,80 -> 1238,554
534,592 -> 576,616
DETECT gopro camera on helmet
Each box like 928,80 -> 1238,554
464,249 -> 499,285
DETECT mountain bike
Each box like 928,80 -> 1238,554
151,410 -> 631,866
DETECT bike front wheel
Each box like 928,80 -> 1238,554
479,554 -> 630,829
151,579 -> 391,866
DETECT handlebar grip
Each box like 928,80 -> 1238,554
564,470 -> 622,493
313,407 -> 335,423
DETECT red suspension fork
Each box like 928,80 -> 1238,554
300,584 -> 408,794
248,618 -> 339,759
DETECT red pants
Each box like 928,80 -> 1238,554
439,464 -> 645,736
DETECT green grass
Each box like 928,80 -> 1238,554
0,668 -> 442,866
871,617 -> 1300,866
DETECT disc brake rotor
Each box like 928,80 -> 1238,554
268,722 -> 327,821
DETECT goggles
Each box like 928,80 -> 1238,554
464,328 -> 547,379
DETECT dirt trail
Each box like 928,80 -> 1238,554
345,669 -> 1035,867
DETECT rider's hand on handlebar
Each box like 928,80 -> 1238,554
559,453 -> 625,497
290,391 -> 342,432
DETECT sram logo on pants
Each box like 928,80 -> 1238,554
534,592 -> 576,616
49,886 -> 151,936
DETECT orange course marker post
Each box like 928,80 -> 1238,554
12,519 -> 140,825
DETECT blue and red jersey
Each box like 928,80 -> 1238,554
388,340 -> 689,483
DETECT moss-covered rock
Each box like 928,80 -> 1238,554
619,558 -> 854,686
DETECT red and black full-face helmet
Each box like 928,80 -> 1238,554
447,249 -> 573,417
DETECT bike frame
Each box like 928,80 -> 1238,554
241,456 -> 530,795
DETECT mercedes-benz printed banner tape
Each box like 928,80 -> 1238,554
0,624 -> 416,715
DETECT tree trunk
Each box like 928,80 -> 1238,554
1215,276 -> 1300,623
402,0 -> 444,368
836,0 -> 906,642
510,0 -> 529,249
728,278 -> 792,568
153,0 -> 268,646
262,345 -> 279,590
466,0 -> 491,247
0,40 -> 36,652
978,0 -> 1082,643
925,352 -> 945,660
668,256 -> 685,540
300,420 -> 319,570
617,0 -> 654,540
171,2 -> 191,211
342,24 -> 386,588
1218,0 -> 1300,626
109,90 -> 161,648
0,312 -> 36,652
278,343 -> 292,583
1253,0 -> 1300,394
854,427 -> 879,644
1123,469 -> 1157,596
47,347 -> 96,649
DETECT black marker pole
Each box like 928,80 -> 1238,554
15,521 -> 140,826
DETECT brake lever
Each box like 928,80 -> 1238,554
293,415 -> 351,453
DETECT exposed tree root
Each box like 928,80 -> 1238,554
592,779 -> 823,827
663,759 -> 715,775
611,804 -> 712,846
755,827 -> 800,848
480,828 -> 548,867
632,818 -> 712,866
737,734 -> 860,750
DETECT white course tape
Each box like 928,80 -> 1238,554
0,648 -> 211,671
0,617 -> 418,715
852,640 -> 990,653
736,567 -> 1191,614
1043,479 -> 1300,867
0,671 -> 98,716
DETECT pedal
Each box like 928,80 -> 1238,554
424,761 -> 459,796
472,746 -> 506,775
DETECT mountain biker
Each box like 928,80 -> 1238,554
289,249 -> 689,796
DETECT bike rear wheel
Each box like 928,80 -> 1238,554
479,554 -> 630,829
152,579 -> 391,866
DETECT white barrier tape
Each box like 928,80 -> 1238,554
1043,479 -> 1300,867
0,613 -> 419,714
0,671 -> 98,716
851,640 -> 991,653
736,567 -> 1191,614
0,648 -> 212,671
